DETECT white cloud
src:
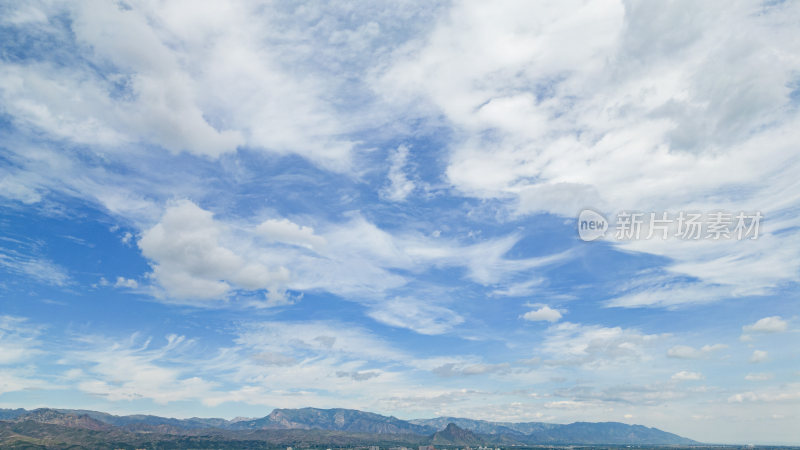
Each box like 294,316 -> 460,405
0,62 -> 128,147
48,320 -> 443,410
1,1 -> 798,316
137,201 -> 401,302
251,352 -> 297,367
255,218 -> 326,250
750,350 -> 769,363
0,176 -> 41,204
543,400 -> 598,410
0,316 -> 42,365
137,200 -> 568,310
550,382 -> 696,408
0,250 -> 69,287
113,277 -> 138,289
381,145 -> 416,202
66,333 -> 219,404
0,317 -> 52,394
367,297 -> 464,335
745,373 -> 773,381
454,241 -> 573,286
336,370 -> 381,381
70,1 -> 245,157
431,362 -> 510,377
0,2 -> 798,443
743,316 -> 789,334
2,4 -> 48,25
728,383 -> 800,403
138,200 -> 289,301
604,283 -> 736,309
0,367 -> 53,395
490,278 -> 545,297
667,344 -> 727,359
521,305 -> 562,323
0,1 -> 366,170
376,0 -> 800,307
196,320 -> 427,408
671,371 -> 704,381
232,321 -> 408,364
541,322 -> 665,369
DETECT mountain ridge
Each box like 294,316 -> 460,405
0,406 -> 699,446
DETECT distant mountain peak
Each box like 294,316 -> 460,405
432,422 -> 485,446
231,406 -> 436,435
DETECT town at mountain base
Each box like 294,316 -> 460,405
0,406 -> 701,448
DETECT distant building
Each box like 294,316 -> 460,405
419,446 -> 435,450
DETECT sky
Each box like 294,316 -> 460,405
0,0 -> 799,445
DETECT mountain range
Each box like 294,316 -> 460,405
0,406 -> 700,448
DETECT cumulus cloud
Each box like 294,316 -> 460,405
521,305 -> 563,322
671,371 -> 704,381
743,316 -> 789,334
113,277 -> 138,289
750,350 -> 769,363
138,200 -> 289,301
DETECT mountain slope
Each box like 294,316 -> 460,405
528,421 -> 698,445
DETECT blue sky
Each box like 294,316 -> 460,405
1,0 -> 799,445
